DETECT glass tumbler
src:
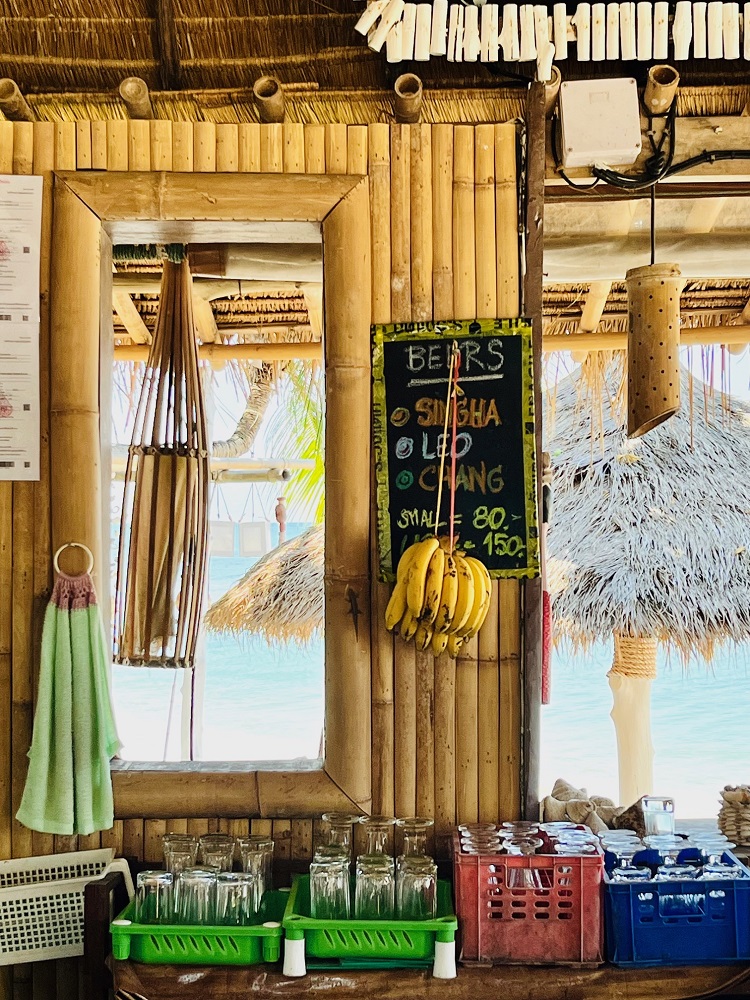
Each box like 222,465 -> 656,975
199,833 -> 235,872
135,871 -> 173,924
359,816 -> 396,856
310,854 -> 351,919
355,855 -> 395,920
321,813 -> 360,862
396,817 -> 434,859
216,872 -> 263,925
238,836 -> 274,893
163,834 -> 199,875
396,856 -> 437,920
177,867 -> 218,925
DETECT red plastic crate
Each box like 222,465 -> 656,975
452,832 -> 604,965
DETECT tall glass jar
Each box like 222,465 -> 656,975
355,854 -> 395,920
321,813 -> 360,862
310,852 -> 350,920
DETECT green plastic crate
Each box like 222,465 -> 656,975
110,888 -> 287,965
282,875 -> 457,969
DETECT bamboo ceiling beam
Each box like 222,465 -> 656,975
192,296 -> 218,343
156,0 -> 182,90
578,281 -> 612,332
543,324 -> 750,352
112,289 -> 150,344
118,77 -> 154,120
113,275 -> 315,298
0,79 -> 34,121
114,339 -> 322,362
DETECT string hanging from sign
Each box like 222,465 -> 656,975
433,341 -> 462,548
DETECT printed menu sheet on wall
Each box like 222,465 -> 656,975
373,318 -> 539,580
0,174 -> 42,481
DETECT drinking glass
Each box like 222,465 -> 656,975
163,834 -> 199,876
215,871 -> 263,925
504,836 -> 543,856
238,836 -> 274,893
695,839 -> 739,879
642,796 -> 675,836
177,867 -> 218,924
310,854 -> 351,919
321,813 -> 360,862
554,842 -> 598,856
135,871 -> 173,924
359,816 -> 396,856
540,822 -> 576,835
396,817 -> 434,858
355,855 -> 395,919
608,841 -> 650,882
502,822 -> 540,836
396,856 -> 437,920
646,836 -> 696,880
459,824 -> 497,837
199,833 -> 235,872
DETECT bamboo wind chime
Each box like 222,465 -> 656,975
114,253 -> 209,670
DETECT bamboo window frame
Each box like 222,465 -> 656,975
50,171 -> 372,820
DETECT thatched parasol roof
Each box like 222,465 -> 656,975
547,363 -> 750,658
204,524 -> 323,644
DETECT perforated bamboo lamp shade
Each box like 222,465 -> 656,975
626,262 -> 684,439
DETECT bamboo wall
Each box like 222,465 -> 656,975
0,118 -> 527,1000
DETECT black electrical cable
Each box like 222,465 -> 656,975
667,147 -> 750,175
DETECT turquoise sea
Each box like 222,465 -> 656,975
112,544 -> 750,818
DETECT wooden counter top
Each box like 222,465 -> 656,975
112,961 -> 750,1000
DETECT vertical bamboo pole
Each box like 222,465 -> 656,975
410,123 -> 433,322
11,128 -> 34,864
368,123 -> 395,822
150,120 -> 173,171
347,125 -> 368,175
389,124 -> 415,818
0,115 -> 11,875
75,121 -> 92,170
193,121 -> 216,172
0,476 -> 10,862
495,123 -> 520,317
415,648 -> 435,830
475,124 -> 497,319
453,125 -> 476,319
216,124 -> 239,172
106,120 -> 128,171
172,121 -> 194,171
291,819 -> 313,864
325,124 -> 348,174
127,119 -> 151,171
0,120 -> 12,173
260,124 -> 283,172
390,125 -> 411,321
238,124 -> 261,171
90,121 -> 107,170
272,819 -> 291,870
122,819 -> 144,861
456,633 -> 479,824
478,585 -> 500,822
31,122 -> 55,859
499,580 -> 522,819
54,122 -> 76,171
144,820 -> 167,865
433,652 -> 456,854
322,180 -> 372,811
227,818 -> 249,840
283,123 -> 304,173
495,121 -> 523,822
304,125 -> 326,174
186,818 -> 209,839
100,821 -> 124,857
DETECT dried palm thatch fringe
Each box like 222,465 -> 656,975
25,88 -> 526,125
204,523 -> 323,644
547,362 -> 750,661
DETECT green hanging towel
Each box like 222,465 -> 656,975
16,570 -> 121,836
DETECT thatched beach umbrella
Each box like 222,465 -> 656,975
547,362 -> 750,805
204,525 -> 323,644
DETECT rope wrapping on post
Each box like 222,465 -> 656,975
609,634 -> 658,678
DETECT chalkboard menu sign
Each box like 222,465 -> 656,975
373,319 -> 539,581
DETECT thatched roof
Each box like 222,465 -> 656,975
547,363 -> 750,658
204,524 -> 323,643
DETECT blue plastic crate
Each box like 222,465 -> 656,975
604,850 -> 750,967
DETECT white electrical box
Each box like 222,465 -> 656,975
559,78 -> 642,169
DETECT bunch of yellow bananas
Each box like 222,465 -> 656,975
384,536 -> 492,658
